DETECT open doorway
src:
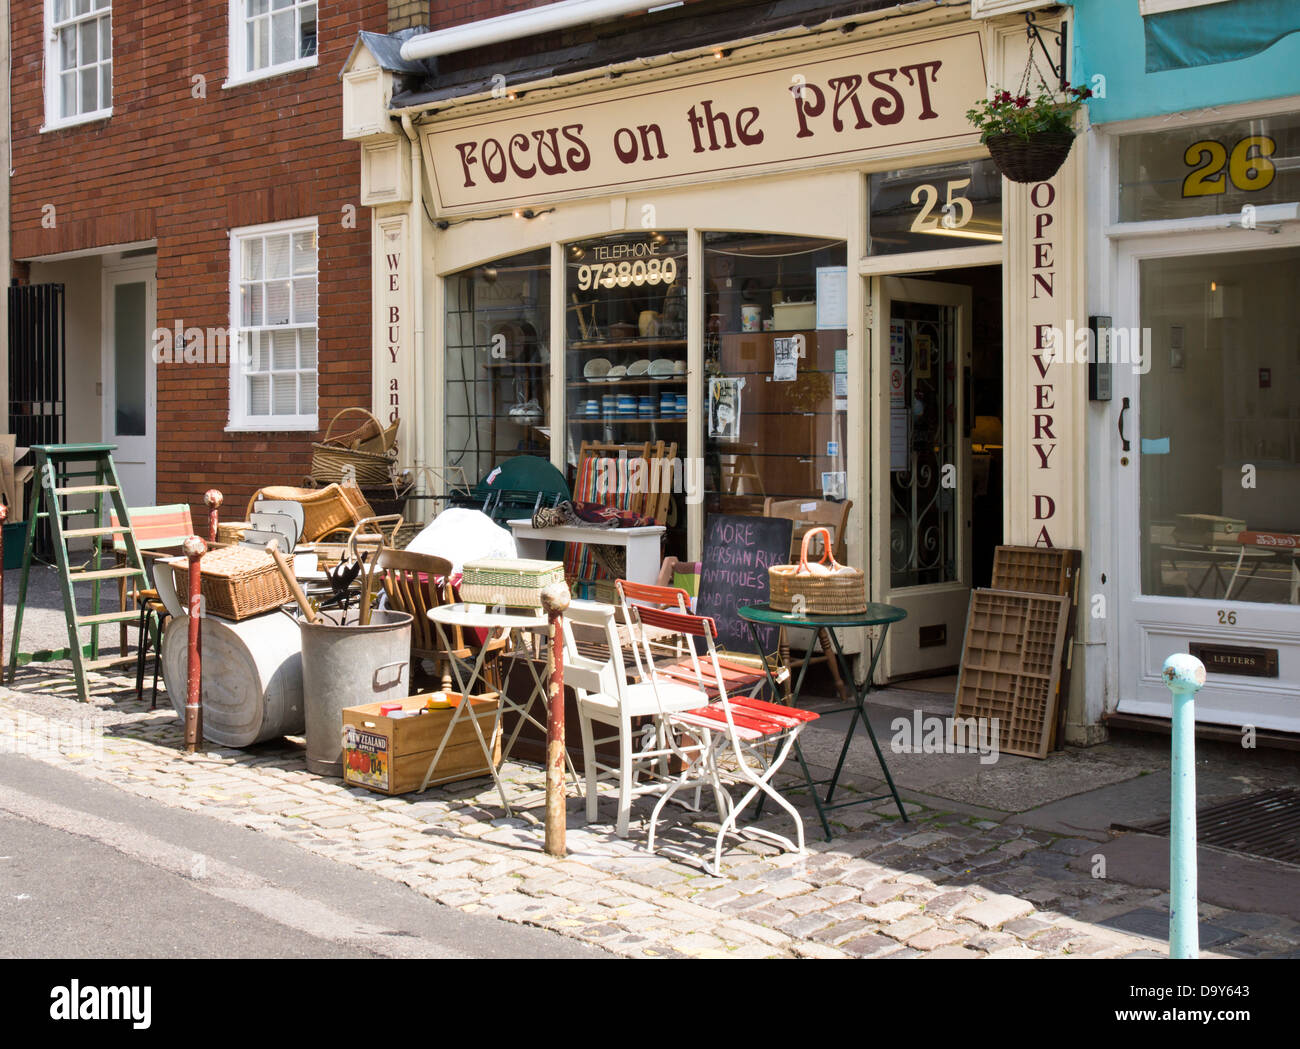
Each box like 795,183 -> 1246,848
873,263 -> 1002,682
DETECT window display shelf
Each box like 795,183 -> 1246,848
571,417 -> 687,425
570,338 -> 686,351
568,378 -> 687,389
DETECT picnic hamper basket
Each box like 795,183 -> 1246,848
768,526 -> 867,614
459,558 -> 565,609
171,545 -> 294,621
311,408 -> 397,486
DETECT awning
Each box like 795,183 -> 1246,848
1145,0 -> 1300,73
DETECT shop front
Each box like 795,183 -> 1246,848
1074,0 -> 1300,736
1087,103 -> 1300,735
343,6 -> 1094,716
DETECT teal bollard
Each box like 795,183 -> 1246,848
1162,652 -> 1206,959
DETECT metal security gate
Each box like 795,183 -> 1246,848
8,282 -> 67,556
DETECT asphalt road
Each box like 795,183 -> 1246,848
0,754 -> 609,960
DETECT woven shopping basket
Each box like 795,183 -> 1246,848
171,545 -> 294,621
768,526 -> 867,615
311,408 -> 396,486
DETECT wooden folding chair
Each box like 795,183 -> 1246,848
371,547 -> 507,690
566,440 -> 675,597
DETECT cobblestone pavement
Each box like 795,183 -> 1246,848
2,667 -> 1296,960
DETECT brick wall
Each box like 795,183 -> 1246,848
9,0 -> 390,519
426,1 -> 563,32
387,0 -> 428,31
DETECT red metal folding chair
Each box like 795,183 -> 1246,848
616,579 -> 785,699
629,603 -> 819,875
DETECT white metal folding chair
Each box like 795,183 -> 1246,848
631,604 -> 819,875
616,579 -> 782,699
561,601 -> 710,838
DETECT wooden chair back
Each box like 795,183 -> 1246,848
374,547 -> 455,660
763,497 -> 852,562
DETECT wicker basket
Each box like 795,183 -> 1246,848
216,521 -> 250,544
460,558 -> 565,609
769,527 -> 867,615
172,545 -> 294,621
984,132 -> 1075,184
327,407 -> 398,456
311,408 -> 397,486
247,484 -> 360,543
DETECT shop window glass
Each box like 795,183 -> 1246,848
563,231 -> 689,556
868,159 -> 1002,255
1118,113 -> 1300,223
702,233 -> 849,517
444,249 -> 551,486
1139,246 -> 1300,604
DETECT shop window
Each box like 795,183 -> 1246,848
45,0 -> 112,129
444,249 -> 551,485
702,233 -> 848,516
1139,246 -> 1300,604
563,231 -> 689,551
229,0 -> 318,84
228,219 -> 318,431
869,159 -> 1002,255
1118,113 -> 1300,223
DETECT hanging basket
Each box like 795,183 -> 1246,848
985,131 -> 1075,184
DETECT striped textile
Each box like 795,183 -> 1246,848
565,454 -> 638,598
111,505 -> 195,553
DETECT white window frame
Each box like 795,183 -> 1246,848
42,0 -> 113,133
1139,0 -> 1233,14
225,0 -> 319,90
228,218 -> 320,433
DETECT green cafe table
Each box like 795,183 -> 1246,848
738,603 -> 909,840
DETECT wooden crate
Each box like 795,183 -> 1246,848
953,589 -> 1070,759
991,545 -> 1082,749
342,693 -> 502,796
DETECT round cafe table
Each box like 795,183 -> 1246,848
738,603 -> 909,840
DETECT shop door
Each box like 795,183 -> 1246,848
871,276 -> 972,679
1115,240 -> 1300,733
101,264 -> 156,505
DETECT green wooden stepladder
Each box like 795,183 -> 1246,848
6,444 -> 149,702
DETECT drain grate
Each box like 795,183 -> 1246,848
1115,788 -> 1300,866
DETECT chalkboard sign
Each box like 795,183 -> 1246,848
696,513 -> 793,654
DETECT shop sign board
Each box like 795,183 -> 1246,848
1023,180 -> 1068,549
374,214 -> 411,456
421,29 -> 987,213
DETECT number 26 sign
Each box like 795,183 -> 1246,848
1183,135 -> 1276,198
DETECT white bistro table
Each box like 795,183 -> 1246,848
424,602 -> 581,815
507,519 -> 666,584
